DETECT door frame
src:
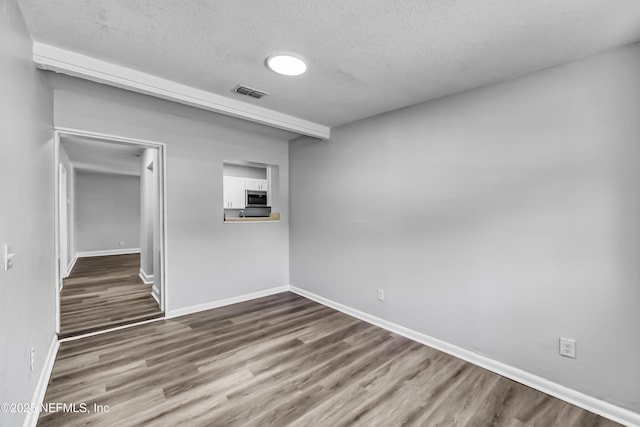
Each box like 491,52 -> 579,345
58,163 -> 68,282
53,127 -> 169,335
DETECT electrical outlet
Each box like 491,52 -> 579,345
119,241 -> 125,247
29,346 -> 35,371
559,337 -> 576,358
377,288 -> 384,301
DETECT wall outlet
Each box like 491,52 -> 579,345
559,337 -> 576,358
377,288 -> 384,301
119,241 -> 125,247
29,346 -> 35,371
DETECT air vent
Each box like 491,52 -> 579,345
233,85 -> 269,99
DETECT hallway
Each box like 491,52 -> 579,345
59,254 -> 163,338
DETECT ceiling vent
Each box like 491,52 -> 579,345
233,85 -> 269,99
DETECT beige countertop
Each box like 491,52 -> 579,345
224,212 -> 280,223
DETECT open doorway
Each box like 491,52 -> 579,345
54,129 -> 167,338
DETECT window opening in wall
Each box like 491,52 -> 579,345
222,161 -> 280,222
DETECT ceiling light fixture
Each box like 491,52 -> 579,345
266,54 -> 307,76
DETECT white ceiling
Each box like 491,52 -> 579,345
19,0 -> 640,128
61,135 -> 143,176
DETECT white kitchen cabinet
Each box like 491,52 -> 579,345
245,178 -> 268,192
223,176 -> 246,209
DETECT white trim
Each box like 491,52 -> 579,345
159,142 -> 168,313
138,268 -> 155,285
57,127 -> 167,149
64,255 -> 77,278
76,248 -> 140,258
166,286 -> 289,319
289,286 -> 640,427
151,284 -> 160,305
58,164 -> 68,282
34,43 -> 330,140
53,133 -> 61,335
59,254 -> 78,291
23,336 -> 59,427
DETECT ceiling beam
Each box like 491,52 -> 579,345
33,42 -> 330,140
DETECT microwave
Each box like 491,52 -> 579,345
246,190 -> 269,207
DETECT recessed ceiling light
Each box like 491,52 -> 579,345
266,54 -> 307,76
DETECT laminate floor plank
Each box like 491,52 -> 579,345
249,334 -> 412,427
59,254 -> 163,338
214,327 -> 394,426
39,292 -> 621,426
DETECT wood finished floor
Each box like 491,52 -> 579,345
59,254 -> 163,338
41,292 -> 620,427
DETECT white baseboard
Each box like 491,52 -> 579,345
23,335 -> 59,427
64,255 -> 77,278
138,268 -> 154,285
289,286 -> 640,427
166,285 -> 289,319
76,248 -> 141,258
151,284 -> 160,305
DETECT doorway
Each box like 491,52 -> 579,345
54,129 -> 167,337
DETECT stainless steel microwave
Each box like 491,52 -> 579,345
246,190 -> 269,207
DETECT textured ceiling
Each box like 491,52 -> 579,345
19,0 -> 640,128
61,135 -> 143,176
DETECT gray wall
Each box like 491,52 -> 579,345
290,43 -> 640,413
0,1 -> 55,426
51,74 -> 291,312
75,170 -> 141,253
